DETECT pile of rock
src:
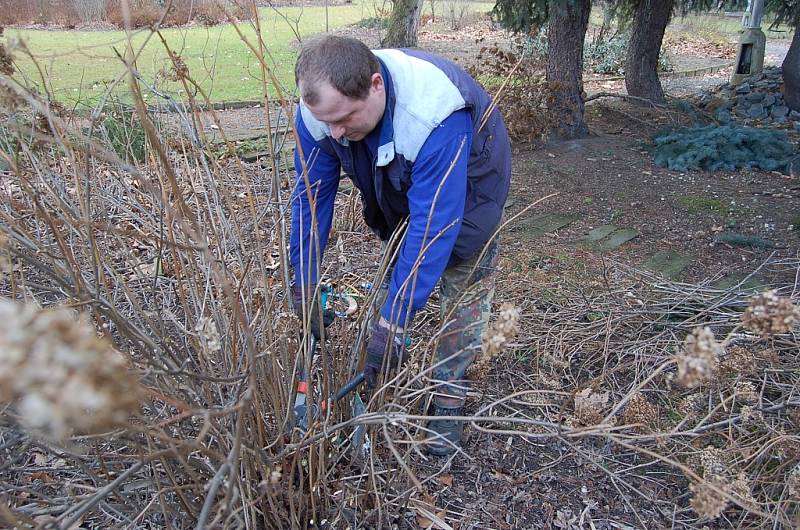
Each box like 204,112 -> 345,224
696,66 -> 800,128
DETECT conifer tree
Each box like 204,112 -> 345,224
615,1 -> 725,104
764,1 -> 800,109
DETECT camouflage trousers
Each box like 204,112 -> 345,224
433,241 -> 499,408
374,241 -> 499,408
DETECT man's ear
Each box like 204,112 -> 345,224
370,72 -> 384,92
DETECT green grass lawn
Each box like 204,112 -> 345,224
7,2 -> 376,105
588,7 -> 793,45
669,13 -> 794,44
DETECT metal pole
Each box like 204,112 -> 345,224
748,0 -> 764,29
742,0 -> 752,27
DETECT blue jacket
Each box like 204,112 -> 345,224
291,49 -> 511,326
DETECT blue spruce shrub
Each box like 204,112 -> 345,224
650,124 -> 796,172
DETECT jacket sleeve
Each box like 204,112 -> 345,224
290,111 -> 341,290
381,109 -> 473,327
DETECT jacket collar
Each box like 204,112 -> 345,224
375,58 -> 396,167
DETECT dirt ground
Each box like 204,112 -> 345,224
306,18 -> 799,530
82,15 -> 800,529
405,106 -> 799,529
3,6 -> 799,528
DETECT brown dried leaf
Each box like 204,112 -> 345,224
413,494 -> 451,530
574,388 -> 609,416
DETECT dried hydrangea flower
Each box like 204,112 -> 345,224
788,464 -> 800,499
573,387 -> 609,426
480,302 -> 520,357
623,392 -> 656,432
700,446 -> 727,479
741,290 -> 799,336
734,381 -> 758,404
674,327 -> 722,388
689,446 -> 754,519
677,393 -> 704,423
470,303 -> 520,380
195,316 -> 222,356
0,299 -> 142,439
690,480 -> 728,519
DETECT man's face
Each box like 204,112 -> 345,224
303,73 -> 386,142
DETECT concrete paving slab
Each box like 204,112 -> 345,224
519,213 -> 580,239
645,249 -> 691,279
582,225 -> 618,242
597,228 -> 639,252
712,273 -> 767,292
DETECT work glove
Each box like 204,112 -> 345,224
364,318 -> 407,388
292,284 -> 335,341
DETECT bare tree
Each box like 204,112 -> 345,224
72,0 -> 107,23
382,0 -> 424,47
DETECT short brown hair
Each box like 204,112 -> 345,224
295,35 -> 380,105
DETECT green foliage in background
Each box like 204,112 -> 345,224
519,29 -> 671,74
355,16 -> 389,29
584,32 -> 672,74
101,105 -> 147,163
650,124 -> 796,172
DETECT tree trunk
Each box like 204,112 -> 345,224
596,1 -> 614,46
625,0 -> 674,104
546,0 -> 592,139
783,25 -> 800,111
37,0 -> 48,22
381,0 -> 423,48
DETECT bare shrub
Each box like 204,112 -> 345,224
72,0 -> 106,23
0,34 -> 361,526
107,1 -> 163,28
2,15 -> 799,530
0,0 -> 40,25
193,3 -> 229,26
0,0 -> 80,26
441,0 -> 469,30
466,43 -> 553,143
491,259 -> 800,527
106,0 -> 249,28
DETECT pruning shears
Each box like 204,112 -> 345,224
291,350 -> 371,460
292,363 -> 368,432
290,284 -> 371,458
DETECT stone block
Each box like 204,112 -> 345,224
748,103 -> 765,119
771,105 -> 789,118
